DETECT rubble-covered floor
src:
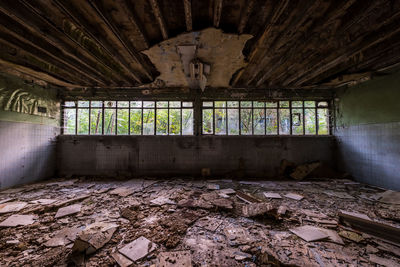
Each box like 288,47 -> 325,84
1,178 -> 400,267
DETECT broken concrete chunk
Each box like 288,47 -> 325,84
157,250 -> 192,267
224,227 -> 251,245
0,201 -> 27,213
119,236 -> 156,262
277,205 -> 287,216
196,217 -> 223,232
210,198 -> 233,209
369,254 -> 400,267
241,202 -> 275,217
378,190 -> 400,205
338,230 -> 364,243
55,204 -> 82,218
112,252 -> 133,267
289,225 -> 329,242
284,193 -> 304,201
150,196 -> 176,206
233,251 -> 252,261
72,222 -> 118,255
290,162 -> 320,180
109,187 -> 137,197
45,227 -> 82,247
263,192 -> 282,199
0,214 -> 35,227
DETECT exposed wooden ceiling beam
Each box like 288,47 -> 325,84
183,0 -> 192,32
238,0 -> 254,34
213,0 -> 223,28
149,0 -> 169,40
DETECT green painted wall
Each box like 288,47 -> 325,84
0,73 -> 60,126
335,71 -> 400,127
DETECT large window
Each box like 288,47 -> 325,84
202,100 -> 329,135
63,101 -> 194,135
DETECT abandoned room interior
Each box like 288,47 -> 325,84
0,0 -> 400,266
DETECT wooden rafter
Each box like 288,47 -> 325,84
149,0 -> 168,39
183,0 -> 192,32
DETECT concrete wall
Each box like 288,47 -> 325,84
0,74 -> 60,189
58,135 -> 334,178
334,71 -> 400,190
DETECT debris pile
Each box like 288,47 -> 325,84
0,177 -> 399,266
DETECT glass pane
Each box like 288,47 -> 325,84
169,101 -> 180,107
305,108 -> 316,134
240,109 -> 252,135
318,101 -> 328,107
130,109 -> 142,135
143,109 -> 155,135
143,101 -> 155,107
215,108 -> 227,135
182,109 -> 194,135
279,109 -> 290,134
279,101 -> 289,108
157,101 -> 168,108
105,101 -> 116,108
104,109 -> 116,135
227,109 -> 239,135
227,101 -> 239,107
203,101 -> 213,107
156,109 -> 168,135
253,101 -> 264,108
169,109 -> 181,135
91,101 -> 102,107
240,101 -> 251,107
202,109 -> 213,134
117,109 -> 129,135
78,101 -> 89,107
65,101 -> 75,107
90,108 -> 102,135
292,108 -> 303,135
182,102 -> 193,107
292,101 -> 303,107
266,109 -> 277,135
77,109 -> 89,135
215,101 -> 226,108
318,108 -> 329,135
64,109 -> 76,134
305,101 -> 315,107
118,101 -> 129,107
130,101 -> 142,107
253,109 -> 265,135
266,102 -> 277,107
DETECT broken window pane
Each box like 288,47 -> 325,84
64,109 -> 76,134
90,108 -> 102,135
105,101 -> 116,108
227,109 -> 239,135
279,101 -> 289,108
215,108 -> 227,135
143,101 -> 155,108
156,109 -> 168,135
118,101 -> 129,107
292,109 -> 303,135
91,101 -> 102,107
318,108 -> 329,135
203,102 -> 213,107
227,101 -> 239,107
266,109 -> 277,135
104,109 -> 116,135
182,109 -> 193,135
253,109 -> 265,135
305,108 -> 316,134
318,101 -> 328,107
215,101 -> 226,108
130,109 -> 142,135
202,109 -> 213,134
143,109 -> 155,135
241,109 -> 252,135
240,101 -> 251,107
78,101 -> 89,107
169,109 -> 181,135
117,109 -> 129,135
130,101 -> 142,107
77,109 -> 89,135
279,109 -> 290,134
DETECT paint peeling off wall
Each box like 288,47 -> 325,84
142,28 -> 252,88
0,74 -> 59,119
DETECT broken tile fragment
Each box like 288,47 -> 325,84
289,225 -> 329,242
318,228 -> 344,245
0,214 -> 35,227
284,193 -> 304,201
263,192 -> 282,199
0,198 -> 13,204
55,204 -> 82,218
30,199 -> 57,205
323,190 -> 354,199
109,187 -> 137,197
150,196 -> 176,206
112,252 -> 133,267
219,188 -> 235,195
72,222 -> 118,254
233,251 -> 252,261
224,227 -> 251,245
369,254 -> 400,267
0,201 -> 27,214
196,217 -> 223,232
119,236 -> 156,262
241,202 -> 275,217
378,190 -> 400,205
207,183 -> 220,190
45,227 -> 82,247
157,250 -> 192,267
338,230 -> 364,243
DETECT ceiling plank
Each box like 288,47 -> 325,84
183,0 -> 193,32
213,0 -> 223,28
149,0 -> 169,39
238,0 -> 255,34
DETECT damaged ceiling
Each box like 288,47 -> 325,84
0,0 -> 400,90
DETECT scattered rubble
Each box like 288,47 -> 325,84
157,250 -> 192,267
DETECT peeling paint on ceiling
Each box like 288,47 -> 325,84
142,28 -> 253,89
